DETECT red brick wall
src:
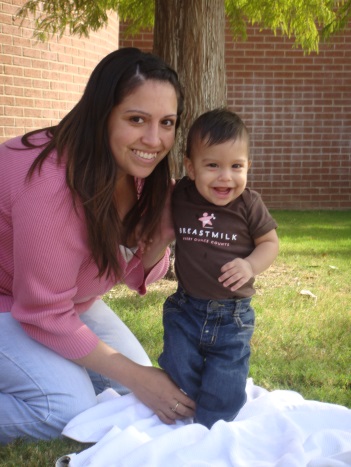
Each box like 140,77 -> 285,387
1,7 -> 349,210
120,22 -> 351,210
0,0 -> 119,143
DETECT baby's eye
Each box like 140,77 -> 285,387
208,163 -> 218,168
232,163 -> 242,169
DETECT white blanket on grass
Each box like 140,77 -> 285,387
61,379 -> 351,466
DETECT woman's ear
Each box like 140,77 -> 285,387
184,156 -> 195,180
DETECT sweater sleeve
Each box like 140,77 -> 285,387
11,168 -> 100,359
120,246 -> 170,295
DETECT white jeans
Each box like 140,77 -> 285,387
0,299 -> 151,444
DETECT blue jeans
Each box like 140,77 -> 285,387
158,286 -> 255,429
0,300 -> 151,444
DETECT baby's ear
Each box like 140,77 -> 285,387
184,156 -> 195,180
248,159 -> 252,170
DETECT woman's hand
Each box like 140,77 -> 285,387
131,366 -> 195,424
73,341 -> 195,425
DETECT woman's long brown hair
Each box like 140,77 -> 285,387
23,48 -> 184,280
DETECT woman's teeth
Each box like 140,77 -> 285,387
133,150 -> 157,160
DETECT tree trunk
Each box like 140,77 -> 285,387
153,0 -> 226,177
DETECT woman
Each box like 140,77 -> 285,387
0,47 -> 195,444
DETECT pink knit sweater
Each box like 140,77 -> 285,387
0,133 -> 169,359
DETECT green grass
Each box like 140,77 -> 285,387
105,210 -> 351,407
1,210 -> 350,464
250,210 -> 351,406
0,438 -> 92,467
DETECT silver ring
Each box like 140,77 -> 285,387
171,401 -> 180,413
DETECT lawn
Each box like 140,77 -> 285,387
1,210 -> 350,466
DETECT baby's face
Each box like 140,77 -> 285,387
184,138 -> 251,206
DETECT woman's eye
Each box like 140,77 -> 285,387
130,116 -> 144,124
162,119 -> 176,127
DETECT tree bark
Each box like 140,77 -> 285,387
154,0 -> 227,176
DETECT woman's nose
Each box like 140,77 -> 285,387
141,123 -> 161,146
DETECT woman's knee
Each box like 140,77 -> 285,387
0,384 -> 97,444
46,387 -> 97,433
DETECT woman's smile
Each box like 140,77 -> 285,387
108,80 -> 178,179
132,149 -> 159,161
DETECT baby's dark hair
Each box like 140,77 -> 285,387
186,108 -> 249,158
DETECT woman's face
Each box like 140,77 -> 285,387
108,80 -> 178,179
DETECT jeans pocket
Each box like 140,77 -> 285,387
163,288 -> 187,314
163,297 -> 184,321
232,302 -> 255,331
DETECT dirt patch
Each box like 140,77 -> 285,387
108,279 -> 177,299
108,263 -> 293,300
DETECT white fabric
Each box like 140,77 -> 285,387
61,379 -> 351,466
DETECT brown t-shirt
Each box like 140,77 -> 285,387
173,178 -> 278,299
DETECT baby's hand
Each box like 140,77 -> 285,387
218,258 -> 254,292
